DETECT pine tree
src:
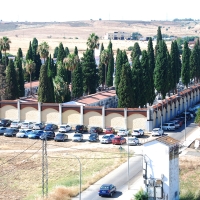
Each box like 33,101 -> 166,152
118,62 -> 134,108
53,47 -> 59,58
106,40 -> 114,87
147,37 -> 156,104
115,49 -> 123,95
98,43 -> 105,88
74,46 -> 78,55
154,40 -> 168,99
132,55 -> 142,107
131,42 -> 141,63
72,62 -> 83,98
15,48 -> 24,97
181,41 -> 191,87
82,49 -> 98,94
5,59 -> 18,100
26,41 -> 33,60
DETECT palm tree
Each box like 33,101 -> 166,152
86,33 -> 99,50
100,49 -> 110,89
38,42 -> 49,64
63,53 -> 79,98
25,59 -> 36,96
0,36 -> 11,66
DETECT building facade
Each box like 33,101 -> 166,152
104,31 -> 131,40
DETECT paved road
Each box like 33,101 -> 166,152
72,118 -> 199,200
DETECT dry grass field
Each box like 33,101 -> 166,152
0,20 -> 200,57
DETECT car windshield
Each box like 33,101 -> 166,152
102,135 -> 110,138
22,123 -> 28,126
35,123 -> 40,126
100,186 -> 110,189
90,134 -> 96,137
119,129 -> 125,131
11,122 -> 18,124
56,134 -> 64,138
19,130 -> 26,133
60,126 -> 65,128
106,128 -> 112,131
128,138 -> 136,141
74,134 -> 81,137
46,124 -> 52,127
6,129 -> 14,133
134,130 -> 139,132
1,120 -> 7,123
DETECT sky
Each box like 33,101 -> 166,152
1,0 -> 200,22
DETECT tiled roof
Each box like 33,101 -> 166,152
24,81 -> 39,89
156,136 -> 180,146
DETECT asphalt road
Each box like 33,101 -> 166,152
72,118 -> 199,200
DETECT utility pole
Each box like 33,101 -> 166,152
42,137 -> 48,198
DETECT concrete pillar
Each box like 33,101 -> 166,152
124,108 -> 127,130
59,103 -> 62,125
38,102 -> 41,123
102,106 -> 105,129
17,100 -> 20,121
80,105 -> 84,125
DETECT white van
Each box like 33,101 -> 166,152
162,123 -> 175,131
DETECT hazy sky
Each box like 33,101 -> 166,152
1,0 -> 200,22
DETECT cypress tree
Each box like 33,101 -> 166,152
47,57 -> 55,103
26,41 -> 33,60
5,59 -> 18,100
174,40 -> 182,84
118,62 -> 134,108
57,42 -> 65,63
15,48 -> 24,97
53,47 -> 59,58
181,41 -> 190,87
106,40 -> 114,87
32,38 -> 40,80
170,41 -> 177,93
190,43 -> 199,83
115,49 -> 123,95
131,42 -> 141,63
65,47 -> 70,57
154,40 -> 168,99
56,61 -> 68,82
140,50 -> 150,107
167,51 -> 172,96
155,26 -> 162,56
32,38 -> 38,60
72,62 -> 83,98
98,43 -> 105,88
122,50 -> 129,64
74,46 -> 78,55
34,53 -> 42,80
147,37 -> 156,104
51,58 -> 56,78
0,51 -> 2,64
82,49 -> 98,94
132,55 -> 142,107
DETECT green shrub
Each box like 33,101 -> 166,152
134,188 -> 148,200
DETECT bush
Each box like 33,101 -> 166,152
134,188 -> 148,200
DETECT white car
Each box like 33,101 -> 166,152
127,137 -> 139,145
117,129 -> 130,136
21,122 -> 34,129
132,129 -> 144,137
152,128 -> 164,136
59,125 -> 71,133
10,120 -> 22,129
16,129 -> 33,138
72,133 -> 83,142
162,123 -> 175,131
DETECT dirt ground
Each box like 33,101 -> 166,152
0,20 -> 199,56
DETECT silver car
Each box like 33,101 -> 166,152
127,137 -> 139,146
72,133 -> 83,142
59,125 -> 71,133
10,120 -> 22,129
100,134 -> 115,144
21,122 -> 34,129
33,122 -> 45,130
117,129 -> 129,136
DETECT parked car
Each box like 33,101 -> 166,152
104,127 -> 115,134
33,122 -> 45,130
44,123 -> 58,131
21,122 -> 34,129
28,130 -> 44,139
88,133 -> 99,142
152,128 -> 164,136
10,120 -> 22,129
59,124 -> 71,133
173,118 -> 183,127
0,127 -> 7,135
0,119 -> 12,127
162,123 -> 175,131
112,136 -> 126,145
54,133 -> 68,142
100,134 -> 115,144
132,129 -> 144,137
4,128 -> 19,137
117,128 -> 130,136
169,120 -> 180,129
89,126 -> 103,134
98,184 -> 116,197
40,131 -> 55,140
72,133 -> 83,142
16,129 -> 32,138
127,137 -> 139,146
75,125 -> 88,133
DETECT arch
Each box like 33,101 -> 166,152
0,105 -> 18,120
21,107 -> 38,122
128,113 -> 146,130
84,111 -> 102,127
42,108 -> 59,124
105,113 -> 124,128
62,110 -> 80,126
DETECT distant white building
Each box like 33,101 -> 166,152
103,31 -> 131,40
143,136 -> 180,200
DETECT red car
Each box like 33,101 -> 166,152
105,127 -> 115,134
112,136 -> 126,145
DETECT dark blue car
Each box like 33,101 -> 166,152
98,184 -> 116,197
28,130 -> 44,139
44,124 -> 58,131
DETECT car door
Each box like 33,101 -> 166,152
66,125 -> 70,132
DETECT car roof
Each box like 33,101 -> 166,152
101,184 -> 112,187
153,128 -> 159,130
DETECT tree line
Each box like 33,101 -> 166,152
0,26 -> 199,108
